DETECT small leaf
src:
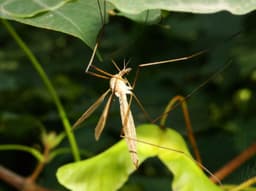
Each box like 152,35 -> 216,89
57,124 -> 222,191
42,131 -> 65,150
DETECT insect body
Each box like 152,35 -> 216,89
110,68 -> 138,167
73,65 -> 139,167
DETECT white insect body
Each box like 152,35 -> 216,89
73,66 -> 139,167
110,68 -> 138,167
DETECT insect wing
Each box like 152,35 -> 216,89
73,89 -> 111,129
95,91 -> 114,140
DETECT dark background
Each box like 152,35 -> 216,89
0,9 -> 256,191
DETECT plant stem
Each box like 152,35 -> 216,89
211,143 -> 256,183
0,165 -> 55,191
230,176 -> 256,191
1,19 -> 80,161
0,144 -> 44,162
27,140 -> 51,182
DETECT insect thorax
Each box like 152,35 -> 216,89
110,74 -> 132,97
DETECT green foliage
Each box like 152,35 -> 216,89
0,0 -> 256,191
0,0 -> 106,48
108,0 -> 256,15
57,124 -> 222,191
1,0 -> 256,49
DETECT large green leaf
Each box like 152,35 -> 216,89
57,124 -> 222,191
108,0 -> 256,15
1,0 -> 254,52
0,0 -> 160,49
0,0 -> 105,49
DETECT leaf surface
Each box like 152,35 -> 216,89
57,124 -> 223,191
108,0 -> 256,15
0,0 -> 105,48
1,0 -> 254,51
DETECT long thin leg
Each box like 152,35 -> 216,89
151,60 -> 232,124
160,95 -> 202,164
131,93 -> 152,123
85,0 -> 107,72
86,71 -> 110,80
111,59 -> 121,72
85,42 -> 100,72
120,134 -> 221,184
139,31 -> 241,68
126,66 -> 153,122
139,50 -> 207,67
132,66 -> 141,89
90,65 -> 114,78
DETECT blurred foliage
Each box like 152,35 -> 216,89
0,6 -> 256,191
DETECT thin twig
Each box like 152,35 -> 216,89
0,165 -> 56,191
211,143 -> 256,182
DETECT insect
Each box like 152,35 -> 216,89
74,0 -> 238,171
73,61 -> 140,167
73,0 -> 211,168
65,2 -> 256,191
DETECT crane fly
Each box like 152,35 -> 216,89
76,0 -> 238,174
73,62 -> 139,167
75,0 -> 207,169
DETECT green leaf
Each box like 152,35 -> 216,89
108,0 -> 256,15
0,0 -> 107,49
2,0 -> 252,52
57,124 -> 222,191
0,0 -> 73,18
41,131 -> 65,150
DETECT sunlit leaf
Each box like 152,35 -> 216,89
57,124 -> 222,191
108,0 -> 256,15
1,0 -> 254,52
0,0 -> 73,18
116,9 -> 161,24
